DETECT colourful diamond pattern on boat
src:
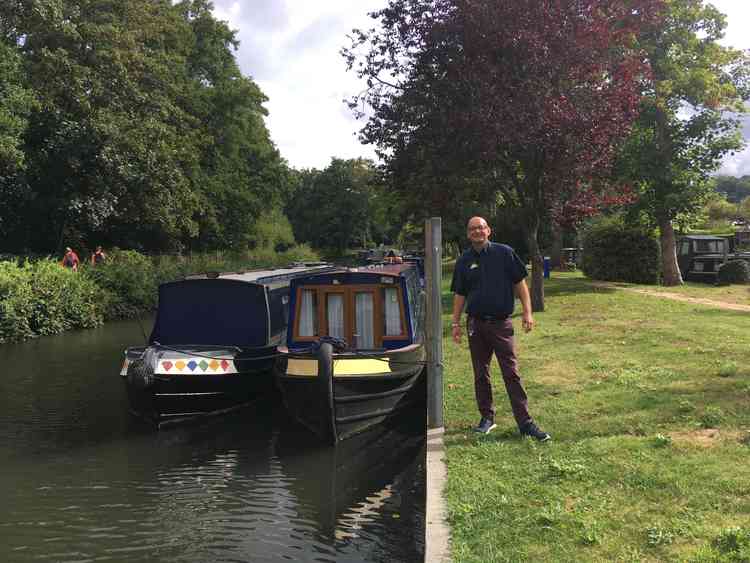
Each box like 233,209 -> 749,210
155,357 -> 238,375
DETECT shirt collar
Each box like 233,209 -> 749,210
471,242 -> 490,256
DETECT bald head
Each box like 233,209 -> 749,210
467,216 -> 491,249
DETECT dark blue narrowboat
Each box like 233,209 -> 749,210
120,264 -> 333,428
274,263 -> 426,444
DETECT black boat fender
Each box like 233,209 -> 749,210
127,347 -> 158,390
317,341 -> 337,444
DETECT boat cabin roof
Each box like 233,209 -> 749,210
296,262 -> 416,278
149,263 -> 333,347
183,263 -> 333,289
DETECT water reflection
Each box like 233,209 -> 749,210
0,319 -> 425,562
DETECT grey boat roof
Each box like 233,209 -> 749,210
184,263 -> 334,288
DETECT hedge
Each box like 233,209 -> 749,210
581,218 -> 660,284
717,260 -> 750,285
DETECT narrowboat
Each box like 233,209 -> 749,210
120,263 -> 333,428
274,263 -> 426,444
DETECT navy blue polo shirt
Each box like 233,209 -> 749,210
450,242 -> 527,317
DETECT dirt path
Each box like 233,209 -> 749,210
592,283 -> 750,313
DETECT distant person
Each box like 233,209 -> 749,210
450,216 -> 550,441
91,245 -> 107,266
61,247 -> 80,272
385,249 -> 403,264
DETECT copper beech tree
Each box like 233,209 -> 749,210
344,0 -> 662,310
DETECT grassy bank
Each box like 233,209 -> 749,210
0,246 -> 318,344
442,271 -> 750,562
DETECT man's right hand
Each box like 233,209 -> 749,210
451,324 -> 462,344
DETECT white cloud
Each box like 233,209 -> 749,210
211,0 -> 750,174
211,0 -> 386,169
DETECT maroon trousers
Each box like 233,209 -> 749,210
467,316 -> 531,427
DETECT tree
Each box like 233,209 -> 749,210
175,0 -> 290,251
739,196 -> 750,223
615,0 -> 750,285
344,0 -> 659,310
0,0 -> 287,253
286,159 -> 380,255
714,175 -> 750,204
689,190 -> 738,231
0,40 -> 35,242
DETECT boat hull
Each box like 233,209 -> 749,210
275,343 -> 426,444
122,347 -> 275,428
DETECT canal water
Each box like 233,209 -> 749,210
0,319 -> 426,563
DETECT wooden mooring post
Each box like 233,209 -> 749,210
425,217 -> 444,429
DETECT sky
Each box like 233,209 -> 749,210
212,0 -> 750,176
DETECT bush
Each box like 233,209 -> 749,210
581,217 -> 660,284
717,260 -> 750,285
0,261 -> 35,343
27,260 -> 103,335
83,249 -> 157,319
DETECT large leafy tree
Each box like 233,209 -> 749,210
0,39 -> 35,241
175,0 -> 289,251
615,0 -> 750,285
0,0 -> 287,253
345,0 -> 660,310
5,0 -> 204,251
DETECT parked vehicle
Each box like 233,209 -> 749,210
677,235 -> 750,281
274,263 -> 426,444
120,263 -> 334,428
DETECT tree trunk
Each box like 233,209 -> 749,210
523,218 -> 545,312
659,217 -> 683,286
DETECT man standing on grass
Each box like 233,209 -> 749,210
450,216 -> 550,440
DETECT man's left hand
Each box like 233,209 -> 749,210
522,311 -> 534,332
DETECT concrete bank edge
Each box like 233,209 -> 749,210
425,427 -> 451,562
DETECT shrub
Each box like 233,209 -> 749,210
0,261 -> 34,343
21,260 -> 104,336
717,260 -> 750,285
581,217 -> 660,284
83,249 -> 157,319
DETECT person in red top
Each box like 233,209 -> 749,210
61,247 -> 80,271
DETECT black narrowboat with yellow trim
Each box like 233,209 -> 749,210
274,263 -> 426,444
120,263 -> 333,428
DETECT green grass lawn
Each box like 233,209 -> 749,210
441,270 -> 750,562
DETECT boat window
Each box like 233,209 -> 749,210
326,293 -> 345,339
382,287 -> 402,336
354,292 -> 375,348
299,289 -> 318,336
292,282 -> 409,347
